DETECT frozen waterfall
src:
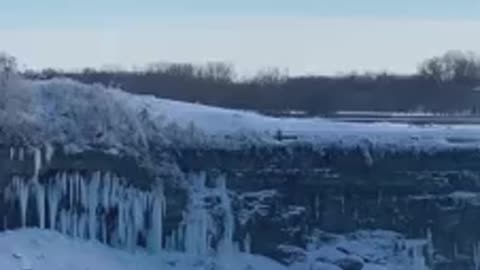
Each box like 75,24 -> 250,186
5,151 -> 237,256
4,146 -> 238,256
7,171 -> 164,251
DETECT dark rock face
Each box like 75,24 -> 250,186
173,146 -> 480,269
1,142 -> 480,269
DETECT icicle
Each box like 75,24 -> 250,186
217,175 -> 235,254
101,219 -> 107,244
69,174 -> 74,208
116,187 -> 126,247
184,173 -> 210,256
47,179 -> 61,231
44,143 -> 55,164
133,191 -> 144,234
80,176 -> 87,209
60,172 -> 67,197
109,173 -> 118,206
18,148 -> 25,161
32,148 -> 42,182
13,177 -> 29,227
149,185 -> 165,253
88,172 -> 100,240
243,233 -> 251,254
165,234 -> 174,251
72,210 -> 78,238
78,213 -> 88,239
35,183 -> 45,229
9,147 -> 14,160
102,175 -> 111,209
75,173 -> 81,207
60,209 -> 68,235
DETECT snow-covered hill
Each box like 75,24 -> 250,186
3,75 -> 480,156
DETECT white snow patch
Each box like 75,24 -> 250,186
0,229 -> 286,270
302,230 -> 431,270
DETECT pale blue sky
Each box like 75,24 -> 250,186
1,0 -> 480,75
1,0 -> 480,27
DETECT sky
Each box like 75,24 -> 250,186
1,0 -> 480,76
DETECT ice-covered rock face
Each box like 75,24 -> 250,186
3,141 -> 474,269
0,145 -> 240,257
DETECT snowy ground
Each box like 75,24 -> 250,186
0,229 -> 427,270
285,230 -> 429,270
0,229 -> 286,270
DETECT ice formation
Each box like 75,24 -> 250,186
162,173 -> 238,256
5,149 -> 237,256
243,233 -> 251,254
12,176 -> 29,227
148,184 -> 166,253
183,174 -> 211,256
8,147 -> 26,161
5,146 -> 172,253
216,175 -> 235,254
19,147 -> 25,161
406,240 -> 429,270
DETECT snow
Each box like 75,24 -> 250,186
238,190 -> 278,226
301,230 -> 431,270
3,76 -> 480,157
0,229 -> 286,270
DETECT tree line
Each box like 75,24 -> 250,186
6,50 -> 480,115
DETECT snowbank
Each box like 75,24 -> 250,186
0,229 -> 426,270
300,230 -> 430,270
3,75 -> 480,156
0,229 -> 286,270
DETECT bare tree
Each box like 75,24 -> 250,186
165,63 -> 196,78
0,52 -> 17,85
196,62 -> 235,82
251,67 -> 288,86
419,50 -> 480,83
